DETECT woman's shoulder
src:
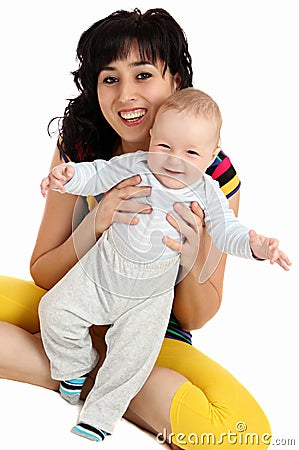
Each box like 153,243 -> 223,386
206,149 -> 241,199
57,137 -> 71,162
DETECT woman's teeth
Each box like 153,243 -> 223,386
120,110 -> 145,121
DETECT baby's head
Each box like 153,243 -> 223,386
148,88 -> 222,188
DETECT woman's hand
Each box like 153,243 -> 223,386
163,201 -> 205,276
92,175 -> 152,238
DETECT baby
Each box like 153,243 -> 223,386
39,88 -> 291,442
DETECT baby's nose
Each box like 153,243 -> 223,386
167,155 -> 184,167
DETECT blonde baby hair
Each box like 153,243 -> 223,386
157,87 -> 222,132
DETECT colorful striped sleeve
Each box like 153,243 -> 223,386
57,137 -> 71,163
205,149 -> 241,198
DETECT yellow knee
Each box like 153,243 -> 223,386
170,381 -> 271,449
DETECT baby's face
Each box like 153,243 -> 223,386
147,109 -> 220,189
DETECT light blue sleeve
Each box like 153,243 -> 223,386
63,151 -> 146,196
203,175 -> 253,259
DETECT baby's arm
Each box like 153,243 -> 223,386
203,175 -> 291,271
249,230 -> 291,271
41,152 -> 147,198
40,163 -> 75,197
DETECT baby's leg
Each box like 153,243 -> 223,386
76,286 -> 175,437
38,252 -> 113,403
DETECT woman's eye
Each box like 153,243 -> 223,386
136,72 -> 152,80
103,76 -> 118,84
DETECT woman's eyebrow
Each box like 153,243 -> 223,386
130,61 -> 153,67
100,61 -> 153,72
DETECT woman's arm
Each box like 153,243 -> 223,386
30,147 -> 151,290
30,147 -> 99,289
172,189 -> 240,331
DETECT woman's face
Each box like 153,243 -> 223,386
97,43 -> 181,154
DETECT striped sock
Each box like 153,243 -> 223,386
71,422 -> 109,442
59,375 -> 87,404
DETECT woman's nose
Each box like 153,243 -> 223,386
118,81 -> 137,103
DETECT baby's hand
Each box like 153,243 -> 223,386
249,229 -> 291,271
40,163 -> 75,197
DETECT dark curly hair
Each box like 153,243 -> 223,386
51,8 -> 193,162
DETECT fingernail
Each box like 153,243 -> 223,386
174,202 -> 182,209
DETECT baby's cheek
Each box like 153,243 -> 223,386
186,165 -> 205,184
148,152 -> 167,173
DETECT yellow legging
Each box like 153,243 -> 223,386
157,339 -> 271,448
0,275 -> 46,334
0,275 -> 271,449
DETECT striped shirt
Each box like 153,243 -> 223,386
59,144 -> 240,345
65,151 -> 249,261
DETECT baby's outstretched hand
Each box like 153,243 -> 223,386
40,163 -> 75,197
249,229 -> 291,271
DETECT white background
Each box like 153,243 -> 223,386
0,1 -> 297,449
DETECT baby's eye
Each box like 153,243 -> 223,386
158,143 -> 171,150
187,150 -> 200,156
103,76 -> 119,84
136,72 -> 152,80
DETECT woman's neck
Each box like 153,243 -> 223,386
113,137 -> 150,156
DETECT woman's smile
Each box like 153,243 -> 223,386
97,43 -> 181,151
118,108 -> 147,126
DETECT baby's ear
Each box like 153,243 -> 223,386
149,128 -> 152,136
212,143 -> 222,161
209,151 -> 217,165
211,150 -> 218,162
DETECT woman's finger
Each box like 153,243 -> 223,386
113,175 -> 152,197
112,211 -> 139,225
173,202 -> 202,233
162,236 -> 182,253
166,212 -> 193,240
114,199 -> 152,214
166,208 -> 202,241
114,175 -> 142,189
190,201 -> 205,223
117,185 -> 152,200
93,176 -> 153,235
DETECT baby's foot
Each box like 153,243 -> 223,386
71,422 -> 109,442
59,375 -> 87,404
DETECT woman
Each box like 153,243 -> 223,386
0,8 -> 270,449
